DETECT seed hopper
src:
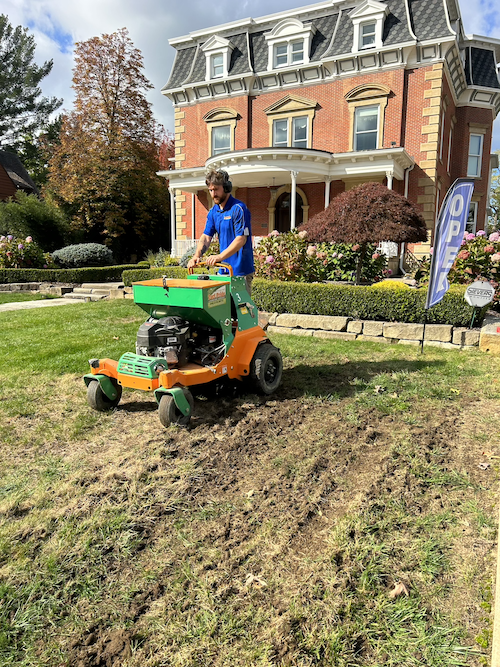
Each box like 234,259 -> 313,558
84,263 -> 283,427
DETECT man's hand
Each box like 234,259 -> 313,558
187,256 -> 201,269
205,254 -> 222,266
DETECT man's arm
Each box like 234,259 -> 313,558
205,235 -> 246,266
187,233 -> 212,268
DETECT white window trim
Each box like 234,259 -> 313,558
265,18 -> 316,71
350,0 -> 389,53
467,132 -> 484,178
359,21 -> 376,50
273,39 -> 304,68
272,116 -> 309,148
202,35 -> 234,81
354,105 -> 380,151
211,124 -> 232,155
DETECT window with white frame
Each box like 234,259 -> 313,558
274,39 -> 304,67
447,127 -> 453,173
354,106 -> 379,151
211,54 -> 223,78
466,201 -> 478,234
360,21 -> 376,48
272,116 -> 308,148
467,134 -> 483,177
212,125 -> 231,155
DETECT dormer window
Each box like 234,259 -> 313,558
211,54 -> 223,78
360,22 -> 376,49
202,35 -> 234,81
274,40 -> 304,67
265,18 -> 315,72
349,0 -> 389,53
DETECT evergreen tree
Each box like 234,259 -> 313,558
0,15 -> 62,151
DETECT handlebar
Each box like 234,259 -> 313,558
188,261 -> 234,276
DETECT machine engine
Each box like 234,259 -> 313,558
136,316 -> 224,367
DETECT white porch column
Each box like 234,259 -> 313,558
169,187 -> 176,252
386,170 -> 394,190
290,170 -> 298,230
324,177 -> 332,209
191,193 -> 196,240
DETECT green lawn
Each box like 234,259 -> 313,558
0,299 -> 498,666
0,292 -> 57,305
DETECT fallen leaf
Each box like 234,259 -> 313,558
245,573 -> 267,588
450,388 -> 460,394
374,386 -> 386,394
245,490 -> 255,498
478,462 -> 491,470
390,393 -> 398,398
388,582 -> 409,599
113,336 -> 119,340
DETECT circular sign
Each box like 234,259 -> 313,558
464,281 -> 495,307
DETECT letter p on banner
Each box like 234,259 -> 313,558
425,179 -> 475,310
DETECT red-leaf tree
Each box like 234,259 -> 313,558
300,182 -> 428,283
47,28 -> 171,260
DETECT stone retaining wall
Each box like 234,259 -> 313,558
264,313 -> 481,350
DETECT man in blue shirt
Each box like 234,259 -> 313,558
187,170 -> 255,294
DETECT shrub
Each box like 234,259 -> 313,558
144,248 -> 179,267
179,239 -> 220,268
417,231 -> 500,309
0,191 -> 70,252
0,234 -> 55,269
0,265 -> 138,284
254,230 -> 390,283
52,243 -> 115,268
252,279 -> 481,327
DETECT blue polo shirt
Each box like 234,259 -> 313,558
203,195 -> 254,276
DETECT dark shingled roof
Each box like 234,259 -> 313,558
324,9 -> 354,58
408,0 -> 454,41
310,13 -> 339,60
466,47 -> 500,89
249,31 -> 268,73
383,4 -> 414,45
0,151 -> 38,195
228,33 -> 251,75
165,46 -> 198,89
185,44 -> 206,84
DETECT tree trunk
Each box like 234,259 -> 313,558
355,243 -> 367,285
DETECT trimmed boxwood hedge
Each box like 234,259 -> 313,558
122,269 -> 482,327
0,265 -> 139,284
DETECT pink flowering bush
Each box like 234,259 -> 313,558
254,230 -> 389,283
417,231 -> 500,307
0,234 -> 54,268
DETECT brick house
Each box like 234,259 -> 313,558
0,151 -> 38,201
160,0 -> 500,264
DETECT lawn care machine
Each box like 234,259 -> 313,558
84,263 -> 283,427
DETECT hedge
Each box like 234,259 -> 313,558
0,265 -> 139,284
252,279 -> 482,327
122,269 -> 482,327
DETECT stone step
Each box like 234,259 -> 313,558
73,287 -> 112,296
64,292 -> 107,302
80,282 -> 124,290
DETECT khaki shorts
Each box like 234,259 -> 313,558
244,273 -> 254,296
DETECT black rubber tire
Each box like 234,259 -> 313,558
158,390 -> 194,428
87,379 -> 122,411
250,344 -> 283,395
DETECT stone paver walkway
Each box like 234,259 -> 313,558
0,298 -> 82,312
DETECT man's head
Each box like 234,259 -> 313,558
206,170 -> 232,207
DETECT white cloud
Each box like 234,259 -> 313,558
2,0 -> 499,149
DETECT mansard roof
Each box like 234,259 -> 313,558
163,0 -> 499,95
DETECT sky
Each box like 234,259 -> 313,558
2,0 -> 500,151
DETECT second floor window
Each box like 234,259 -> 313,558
467,134 -> 483,177
273,117 -> 308,149
211,54 -> 223,78
212,125 -> 230,155
360,22 -> 376,48
354,106 -> 379,151
466,202 -> 478,234
274,39 -> 304,67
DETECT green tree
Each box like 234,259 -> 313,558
0,15 -> 62,151
16,116 -> 63,188
0,190 -> 70,251
47,29 -> 170,260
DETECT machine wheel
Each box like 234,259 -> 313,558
158,390 -> 194,428
87,379 -> 122,411
250,344 -> 283,395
